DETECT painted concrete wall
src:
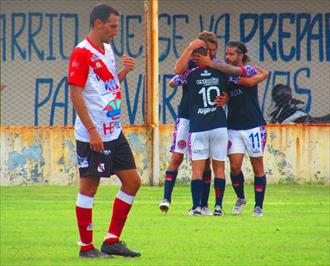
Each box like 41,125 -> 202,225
0,125 -> 329,185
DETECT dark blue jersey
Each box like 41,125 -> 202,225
227,83 -> 266,129
177,84 -> 190,119
186,67 -> 228,132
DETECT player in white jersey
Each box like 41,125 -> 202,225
68,4 -> 140,258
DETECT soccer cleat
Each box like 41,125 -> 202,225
79,248 -> 112,258
159,199 -> 170,213
187,207 -> 202,216
101,241 -> 141,257
253,206 -> 263,217
232,198 -> 247,215
213,205 -> 224,216
201,207 -> 213,216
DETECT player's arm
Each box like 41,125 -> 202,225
118,53 -> 135,83
238,67 -> 269,87
175,39 -> 207,74
193,52 -> 244,76
70,85 -> 104,152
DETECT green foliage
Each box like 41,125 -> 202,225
1,185 -> 329,266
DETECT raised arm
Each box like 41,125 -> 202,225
117,53 -> 135,83
175,39 -> 207,74
193,52 -> 244,76
239,67 -> 269,87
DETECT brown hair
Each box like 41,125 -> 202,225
226,41 -> 250,64
198,31 -> 217,48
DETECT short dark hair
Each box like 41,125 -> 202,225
227,41 -> 250,64
90,4 -> 119,28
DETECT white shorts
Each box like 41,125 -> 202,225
188,127 -> 228,161
228,125 -> 267,157
170,118 -> 189,154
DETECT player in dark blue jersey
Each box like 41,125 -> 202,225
185,50 -> 228,216
159,33 -> 222,216
194,41 -> 269,217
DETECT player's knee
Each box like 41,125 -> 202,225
230,165 -> 242,176
169,156 -> 183,169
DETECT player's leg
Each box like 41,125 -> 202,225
210,127 -> 228,216
189,159 -> 207,215
160,152 -> 184,212
75,140 -> 110,258
101,133 -> 141,257
246,126 -> 267,217
228,129 -> 247,215
188,131 -> 209,216
201,158 -> 212,215
160,118 -> 189,212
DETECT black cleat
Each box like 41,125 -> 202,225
79,247 -> 112,258
101,241 -> 141,257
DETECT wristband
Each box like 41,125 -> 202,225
87,126 -> 96,132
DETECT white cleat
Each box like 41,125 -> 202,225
213,205 -> 224,216
201,207 -> 213,216
253,206 -> 263,217
159,199 -> 170,213
187,207 -> 202,216
232,198 -> 247,215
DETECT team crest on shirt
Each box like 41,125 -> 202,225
97,163 -> 105,173
177,140 -> 187,149
103,99 -> 121,119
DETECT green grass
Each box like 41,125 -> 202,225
1,184 -> 329,266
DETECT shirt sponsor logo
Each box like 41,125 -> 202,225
201,70 -> 211,76
229,89 -> 243,97
196,78 -> 219,86
103,99 -> 121,119
197,107 -> 217,115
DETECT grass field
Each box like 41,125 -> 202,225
1,184 -> 329,266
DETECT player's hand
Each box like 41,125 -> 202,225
168,79 -> 177,88
188,39 -> 207,51
215,92 -> 229,107
192,50 -> 212,66
89,128 -> 104,153
122,53 -> 135,73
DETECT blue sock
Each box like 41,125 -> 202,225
230,172 -> 245,199
163,170 -> 178,202
191,179 -> 203,209
201,170 -> 212,208
254,175 -> 266,208
214,178 -> 226,207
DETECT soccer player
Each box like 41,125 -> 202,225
68,4 -> 141,258
159,33 -> 222,216
185,47 -> 229,216
194,41 -> 269,217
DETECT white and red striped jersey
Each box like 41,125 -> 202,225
68,37 -> 122,142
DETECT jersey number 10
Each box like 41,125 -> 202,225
198,86 -> 221,107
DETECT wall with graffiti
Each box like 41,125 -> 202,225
1,0 -> 329,126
